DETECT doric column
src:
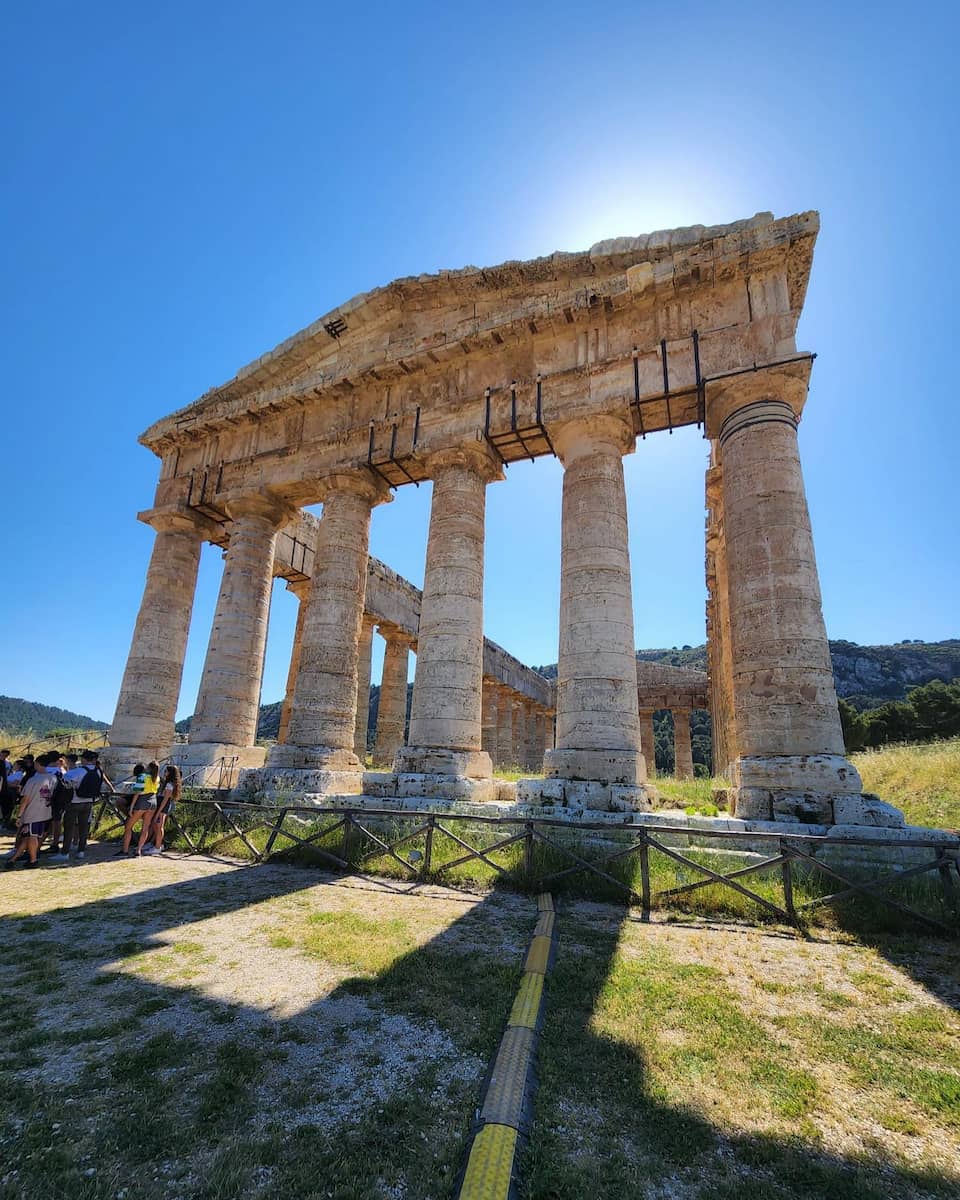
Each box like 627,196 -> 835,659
541,710 -> 555,756
105,507 -> 209,775
638,708 -> 657,779
481,679 -> 499,765
397,444 -> 503,781
672,708 -> 694,779
277,581 -> 309,745
496,686 -> 514,769
712,369 -> 861,816
353,614 -> 376,760
523,704 -> 540,771
374,627 -> 414,764
266,473 -> 391,782
544,413 -> 646,789
190,495 -> 290,757
511,697 -> 527,769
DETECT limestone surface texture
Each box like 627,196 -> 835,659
108,210 -> 893,826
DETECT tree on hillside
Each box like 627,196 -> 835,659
907,678 -> 960,740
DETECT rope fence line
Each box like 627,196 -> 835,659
88,793 -> 960,935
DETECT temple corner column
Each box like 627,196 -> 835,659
709,365 -> 871,826
103,505 -> 214,780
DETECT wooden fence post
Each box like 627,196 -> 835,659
640,832 -> 651,920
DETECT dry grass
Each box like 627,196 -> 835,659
852,738 -> 960,831
524,906 -> 960,1199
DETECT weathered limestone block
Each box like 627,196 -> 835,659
833,794 -> 905,828
772,794 -> 835,825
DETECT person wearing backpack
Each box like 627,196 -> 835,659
42,753 -> 71,859
62,751 -> 106,861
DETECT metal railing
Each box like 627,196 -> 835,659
88,794 -> 960,935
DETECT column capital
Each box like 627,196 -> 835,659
315,470 -> 393,507
705,358 -> 812,439
360,612 -> 377,633
378,621 -> 417,648
549,411 -> 635,465
137,505 -> 220,539
225,493 -> 297,526
286,579 -> 311,600
421,441 -> 504,484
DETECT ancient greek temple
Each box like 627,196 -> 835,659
104,210 -> 878,826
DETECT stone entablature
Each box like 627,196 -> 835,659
636,661 -> 709,713
105,210 -> 890,825
142,211 -> 816,514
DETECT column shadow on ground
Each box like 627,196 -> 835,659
0,851 -> 956,1200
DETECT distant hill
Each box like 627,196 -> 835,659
173,638 -> 960,745
0,695 -> 107,737
540,639 -> 960,711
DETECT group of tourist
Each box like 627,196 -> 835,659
0,747 -> 182,867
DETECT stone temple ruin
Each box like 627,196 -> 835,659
104,210 -> 906,833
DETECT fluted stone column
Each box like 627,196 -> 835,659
543,414 -> 646,797
481,680 -> 499,766
105,508 -> 209,778
186,496 -> 290,776
672,708 -> 694,780
639,708 -> 657,779
396,445 -> 503,792
277,581 -> 309,745
496,686 -> 514,770
353,615 -> 376,760
713,371 -> 862,819
374,628 -> 413,764
265,473 -> 390,790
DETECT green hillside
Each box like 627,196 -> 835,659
0,695 -> 106,737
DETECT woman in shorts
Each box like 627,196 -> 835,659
5,763 -> 57,868
121,761 -> 160,856
146,764 -> 181,855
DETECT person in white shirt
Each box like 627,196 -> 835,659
6,760 -> 57,867
62,751 -> 109,861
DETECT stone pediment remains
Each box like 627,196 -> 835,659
141,211 -> 818,513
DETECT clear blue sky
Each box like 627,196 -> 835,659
3,0 -> 957,724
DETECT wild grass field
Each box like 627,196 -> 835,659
1,849 -> 957,1200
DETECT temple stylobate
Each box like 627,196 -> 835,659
105,209 -> 882,826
